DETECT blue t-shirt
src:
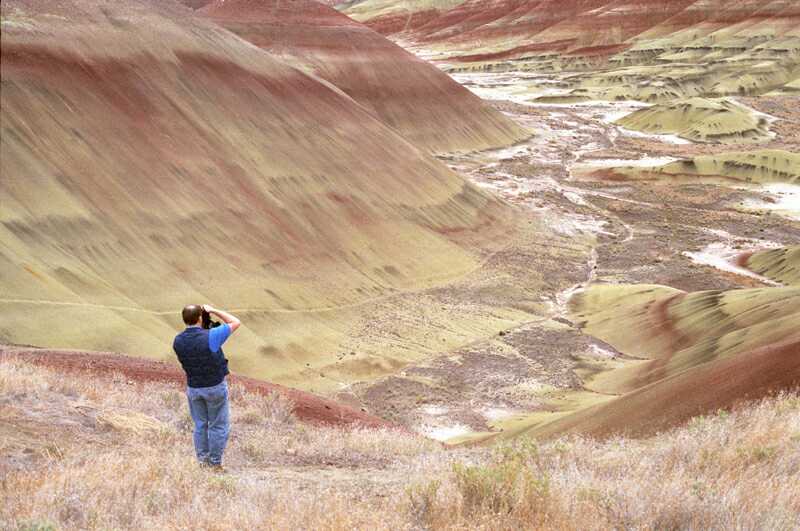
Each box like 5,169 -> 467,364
209,323 -> 231,353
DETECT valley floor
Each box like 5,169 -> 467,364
339,69 -> 800,443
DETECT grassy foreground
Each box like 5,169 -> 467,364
2,358 -> 799,530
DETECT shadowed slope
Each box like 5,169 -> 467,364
0,0 -> 517,386
197,0 -> 528,153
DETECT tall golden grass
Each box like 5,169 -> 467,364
2,358 -> 798,530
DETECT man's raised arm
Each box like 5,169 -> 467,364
203,305 -> 241,332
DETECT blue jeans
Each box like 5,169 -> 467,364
187,380 -> 230,465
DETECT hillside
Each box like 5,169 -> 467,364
2,1 -> 799,526
0,0 -> 524,390
194,0 -> 529,153
342,0 -> 800,99
434,279 -> 799,444
740,246 -> 800,285
516,284 -> 800,439
2,354 -> 798,529
589,150 -> 800,185
0,345 -> 392,428
615,98 -> 772,144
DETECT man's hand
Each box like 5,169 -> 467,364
203,305 -> 241,332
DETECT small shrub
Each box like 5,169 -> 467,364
236,407 -> 264,425
178,410 -> 194,432
16,522 -> 57,531
495,437 -> 539,464
453,461 -> 549,516
233,390 -> 295,427
737,445 -> 777,463
262,392 -> 295,426
407,480 -> 440,528
241,438 -> 267,462
40,443 -> 65,461
160,389 -> 185,413
208,475 -> 237,496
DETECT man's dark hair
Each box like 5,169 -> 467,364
182,304 -> 202,325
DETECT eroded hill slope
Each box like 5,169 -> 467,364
343,0 -> 800,99
741,246 -> 800,285
0,0 -> 519,388
195,0 -> 528,153
519,284 -> 800,439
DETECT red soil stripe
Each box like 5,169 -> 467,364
449,39 -> 576,63
735,250 -> 756,268
0,346 -> 396,430
533,334 -> 800,439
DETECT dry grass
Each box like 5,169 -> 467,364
1,358 -> 799,530
412,400 -> 800,530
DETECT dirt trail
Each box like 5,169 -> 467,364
0,238 -> 517,316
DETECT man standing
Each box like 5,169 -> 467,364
173,304 -> 241,470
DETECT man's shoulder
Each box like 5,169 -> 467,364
177,327 -> 207,334
174,327 -> 206,343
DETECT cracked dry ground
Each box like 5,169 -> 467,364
333,92 -> 800,439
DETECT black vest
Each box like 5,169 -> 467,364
173,327 -> 229,388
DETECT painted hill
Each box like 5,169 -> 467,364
615,98 -> 772,143
593,150 -> 800,184
739,246 -> 800,286
477,283 -> 800,440
571,285 -> 800,394
529,331 -> 800,438
0,0 -> 518,388
342,0 -> 800,99
194,0 -> 528,153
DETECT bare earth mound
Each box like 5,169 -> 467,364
529,333 -> 800,438
570,285 -> 800,394
616,98 -> 772,143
